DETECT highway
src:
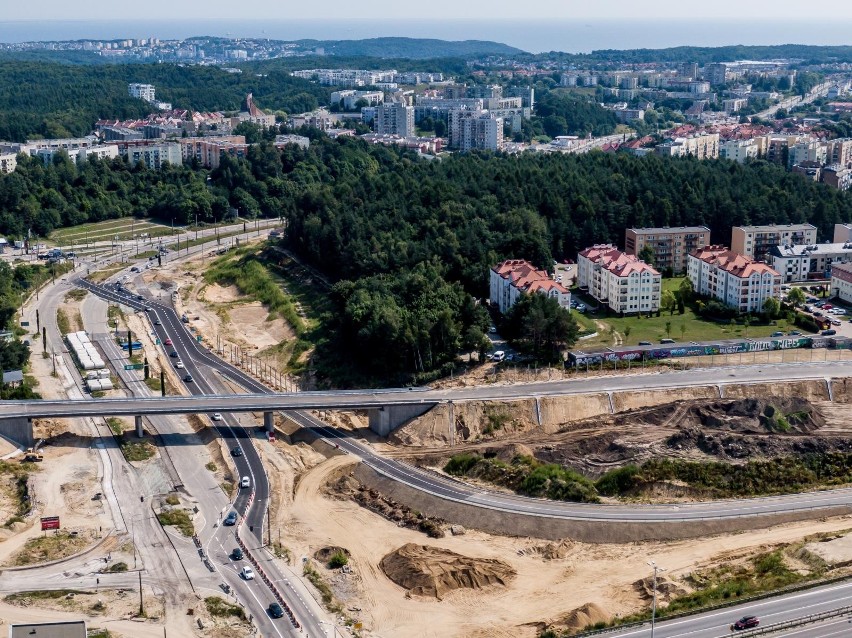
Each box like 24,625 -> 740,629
608,579 -> 852,638
35,279 -> 852,529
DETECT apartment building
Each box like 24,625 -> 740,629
723,98 -> 749,113
731,223 -> 818,261
828,138 -> 852,168
687,246 -> 781,313
331,90 -> 384,111
122,143 -> 182,169
830,262 -> 852,304
705,63 -> 728,86
489,260 -> 571,314
128,83 -> 156,102
823,165 -> 852,191
292,69 -> 396,87
655,133 -> 719,159
448,110 -> 503,151
375,102 -> 414,138
0,152 -> 16,173
770,242 -> 852,282
834,223 -> 852,243
577,245 -> 662,315
720,138 -> 760,163
787,139 -> 827,170
624,226 -> 711,274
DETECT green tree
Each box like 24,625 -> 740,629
624,325 -> 632,342
762,297 -> 781,319
661,290 -> 677,316
665,321 -> 672,338
678,277 -> 694,304
786,287 -> 806,306
638,245 -> 656,266
505,294 -> 579,362
680,322 -> 686,341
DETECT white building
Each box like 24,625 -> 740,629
787,139 -> 827,169
770,242 -> 852,282
0,152 -> 16,173
688,246 -> 781,313
122,143 -> 182,169
577,245 -> 662,314
834,223 -> 852,244
274,134 -> 310,149
448,110 -> 503,151
731,223 -> 818,260
830,262 -> 852,304
375,102 -> 414,138
720,139 -> 760,163
330,90 -> 384,111
490,259 -> 571,314
128,83 -> 156,102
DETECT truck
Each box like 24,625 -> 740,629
23,448 -> 43,462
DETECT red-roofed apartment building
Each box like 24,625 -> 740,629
577,245 -> 662,314
687,246 -> 781,313
490,260 -> 571,314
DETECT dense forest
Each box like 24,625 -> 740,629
4,137 -> 852,381
0,61 -> 330,141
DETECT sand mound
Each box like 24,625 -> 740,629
547,602 -> 610,633
522,540 -> 574,560
493,443 -> 535,464
380,543 -> 516,600
634,576 -> 688,603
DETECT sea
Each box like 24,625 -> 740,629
0,19 -> 850,54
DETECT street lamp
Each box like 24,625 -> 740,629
648,560 -> 666,638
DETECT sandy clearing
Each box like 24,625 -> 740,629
278,453 -> 852,638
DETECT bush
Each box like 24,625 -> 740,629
595,465 -> 641,496
204,596 -> 246,620
328,551 -> 349,569
444,453 -> 482,475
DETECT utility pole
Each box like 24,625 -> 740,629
138,570 -> 144,617
128,329 -> 133,359
160,371 -> 165,397
648,560 -> 665,638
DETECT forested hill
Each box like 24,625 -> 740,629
292,37 -> 522,58
0,61 -> 329,141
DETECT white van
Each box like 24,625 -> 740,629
492,351 -> 506,362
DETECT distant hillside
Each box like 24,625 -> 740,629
294,37 -> 523,59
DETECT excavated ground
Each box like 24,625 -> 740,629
389,396 -> 852,479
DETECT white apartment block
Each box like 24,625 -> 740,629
770,242 -> 852,282
330,90 -> 384,111
720,138 -> 760,163
688,246 -> 781,313
655,133 -> 719,159
830,262 -> 852,304
375,102 -> 414,138
448,110 -> 503,151
828,138 -> 852,168
490,260 -> 571,314
834,223 -> 852,243
577,245 -> 661,315
122,143 -> 182,169
731,223 -> 818,260
788,139 -> 827,169
0,152 -> 16,174
723,98 -> 748,113
128,83 -> 156,102
292,69 -> 397,87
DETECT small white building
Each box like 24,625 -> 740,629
490,260 -> 571,314
688,245 -> 781,313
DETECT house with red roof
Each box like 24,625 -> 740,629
577,245 -> 661,315
687,246 -> 781,313
489,260 -> 571,314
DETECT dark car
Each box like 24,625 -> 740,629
184,374 -> 194,383
771,331 -> 784,337
268,602 -> 285,619
136,294 -> 144,300
231,547 -> 244,560
822,329 -> 837,336
638,341 -> 652,346
660,338 -> 676,344
231,446 -> 243,457
733,616 -> 759,630
223,511 -> 237,526
169,350 -> 179,358
788,330 -> 802,336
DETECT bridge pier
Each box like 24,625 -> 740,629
135,415 -> 143,438
263,411 -> 274,433
368,404 -> 434,438
0,417 -> 34,448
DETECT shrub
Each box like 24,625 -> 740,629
328,551 -> 349,569
595,465 -> 641,496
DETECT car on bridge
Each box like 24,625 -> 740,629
184,374 -> 194,383
223,511 -> 237,526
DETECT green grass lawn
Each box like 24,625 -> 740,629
573,277 -> 789,350
50,218 -> 173,245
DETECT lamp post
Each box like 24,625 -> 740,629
648,560 -> 666,638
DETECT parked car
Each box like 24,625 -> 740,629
231,446 -> 243,457
824,303 -> 834,310
822,329 -> 837,336
833,309 -> 847,315
492,350 -> 506,362
240,566 -> 254,580
223,511 -> 237,526
488,325 -> 497,333
831,319 -> 842,326
576,304 -> 587,312
771,331 -> 784,337
231,547 -> 244,561
660,338 -> 676,344
212,413 -> 223,421
130,267 -> 140,273
164,338 -> 173,345
638,341 -> 652,346
788,330 -> 802,336
268,602 -> 285,618
733,616 -> 759,630
240,476 -> 250,489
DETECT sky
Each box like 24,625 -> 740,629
8,0 -> 852,21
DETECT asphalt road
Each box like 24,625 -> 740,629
608,579 -> 852,638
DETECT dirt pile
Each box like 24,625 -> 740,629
544,602 -> 610,634
634,576 -> 688,603
380,543 -> 516,599
690,398 -> 824,434
522,540 -> 574,560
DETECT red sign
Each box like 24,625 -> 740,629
41,516 -> 60,531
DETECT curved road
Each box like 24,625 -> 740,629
28,279 -> 850,530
